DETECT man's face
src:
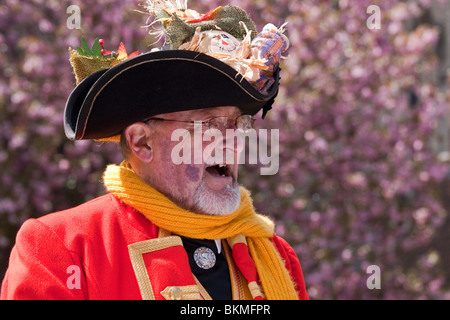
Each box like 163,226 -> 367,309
141,106 -> 243,216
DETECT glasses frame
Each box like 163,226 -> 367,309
145,114 -> 256,132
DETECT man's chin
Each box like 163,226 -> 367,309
191,180 -> 241,216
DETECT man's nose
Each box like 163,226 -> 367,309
223,132 -> 244,154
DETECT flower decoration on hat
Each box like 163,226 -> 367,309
69,37 -> 139,85
144,0 -> 289,94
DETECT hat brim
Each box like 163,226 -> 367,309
64,50 -> 279,140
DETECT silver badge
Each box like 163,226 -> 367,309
193,247 -> 216,270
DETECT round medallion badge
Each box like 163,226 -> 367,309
193,247 -> 216,270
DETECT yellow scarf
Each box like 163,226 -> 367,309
103,161 -> 299,300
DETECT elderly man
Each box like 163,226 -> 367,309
1,2 -> 308,300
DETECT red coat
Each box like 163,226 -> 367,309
1,194 -> 308,300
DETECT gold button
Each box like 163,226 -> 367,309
169,287 -> 183,300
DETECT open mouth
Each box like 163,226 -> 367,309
205,164 -> 232,178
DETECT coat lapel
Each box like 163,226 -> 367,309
128,236 -> 204,300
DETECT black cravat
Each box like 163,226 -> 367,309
180,236 -> 232,300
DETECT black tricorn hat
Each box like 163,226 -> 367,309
64,49 -> 279,141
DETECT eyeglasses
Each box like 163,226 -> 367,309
146,114 -> 256,132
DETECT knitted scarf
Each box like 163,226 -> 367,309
103,161 -> 298,300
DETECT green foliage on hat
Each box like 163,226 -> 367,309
161,6 -> 258,49
76,37 -> 117,60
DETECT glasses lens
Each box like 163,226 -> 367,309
208,116 -> 230,131
207,115 -> 255,132
236,115 -> 255,132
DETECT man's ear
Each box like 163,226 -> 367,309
124,123 -> 154,163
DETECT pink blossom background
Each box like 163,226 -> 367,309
1,0 -> 450,299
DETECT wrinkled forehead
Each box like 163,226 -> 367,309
159,106 -> 242,121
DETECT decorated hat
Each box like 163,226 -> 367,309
64,0 -> 289,141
